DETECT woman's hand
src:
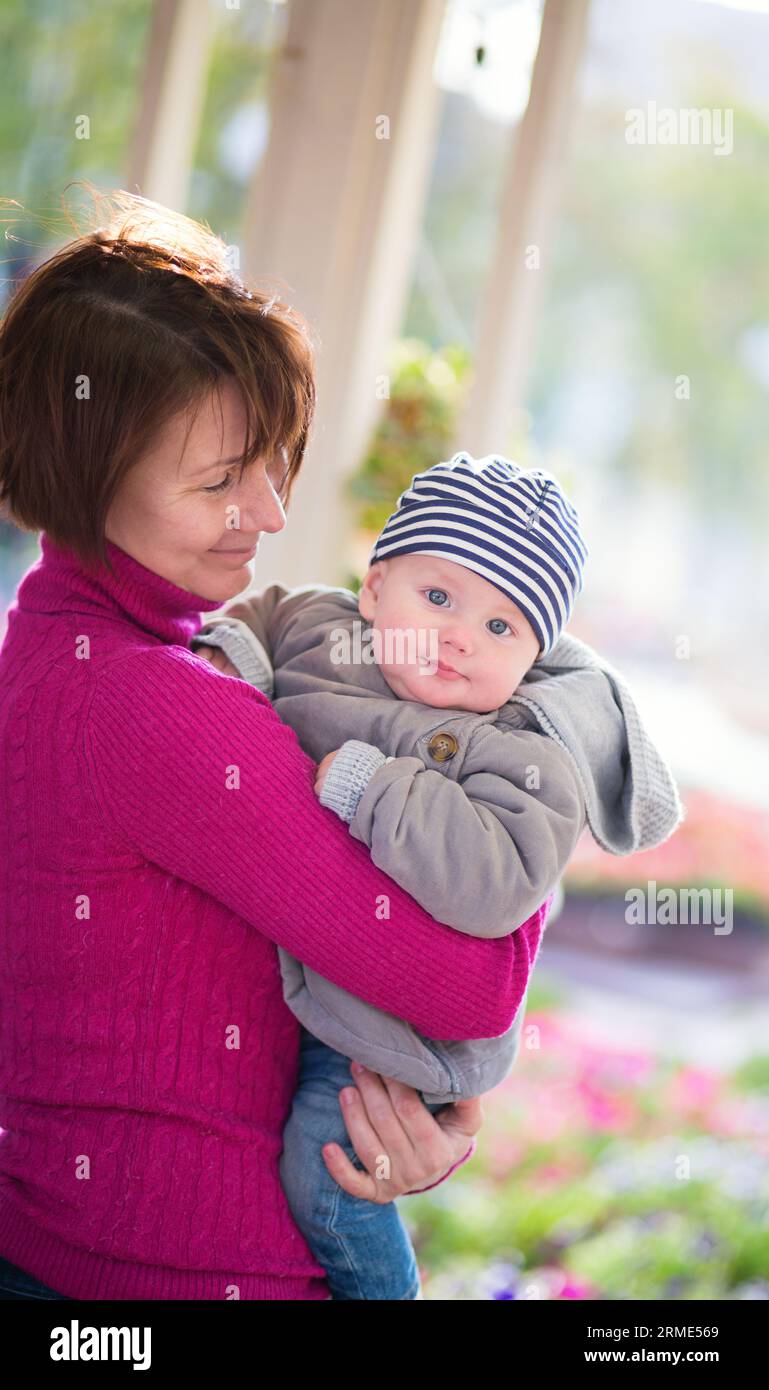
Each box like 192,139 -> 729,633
196,644 -> 241,679
322,1062 -> 483,1202
314,748 -> 341,797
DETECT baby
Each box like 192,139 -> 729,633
192,452 -> 683,1300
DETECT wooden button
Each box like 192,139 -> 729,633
426,731 -> 459,762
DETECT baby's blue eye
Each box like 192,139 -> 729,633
426,588 -> 449,606
487,617 -> 511,636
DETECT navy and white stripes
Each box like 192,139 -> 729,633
369,452 -> 588,656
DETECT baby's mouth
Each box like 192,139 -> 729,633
417,658 -> 465,680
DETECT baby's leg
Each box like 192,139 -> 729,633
279,1026 -> 439,1300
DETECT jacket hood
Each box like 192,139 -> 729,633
501,632 -> 685,854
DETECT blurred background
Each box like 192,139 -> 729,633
1,0 -> 768,1298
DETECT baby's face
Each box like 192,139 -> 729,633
357,554 -> 541,713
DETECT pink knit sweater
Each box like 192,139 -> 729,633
0,533 -> 546,1300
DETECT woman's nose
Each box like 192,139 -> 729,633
239,465 -> 286,535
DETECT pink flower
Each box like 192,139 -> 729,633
559,1278 -> 593,1299
668,1066 -> 722,1116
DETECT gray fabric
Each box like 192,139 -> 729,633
196,582 -> 683,1103
192,618 -> 274,696
318,740 -> 394,822
498,632 -> 684,854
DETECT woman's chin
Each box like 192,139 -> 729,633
202,557 -> 255,601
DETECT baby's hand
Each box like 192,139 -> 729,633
314,749 -> 341,797
197,645 -> 241,679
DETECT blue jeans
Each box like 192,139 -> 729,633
279,1026 -> 450,1300
0,1255 -> 73,1300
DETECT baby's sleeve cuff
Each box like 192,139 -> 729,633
192,619 -> 275,698
318,740 -> 395,823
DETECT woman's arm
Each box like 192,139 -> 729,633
84,646 -> 544,1041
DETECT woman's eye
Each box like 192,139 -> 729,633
203,473 -> 235,495
426,588 -> 449,606
487,618 -> 512,636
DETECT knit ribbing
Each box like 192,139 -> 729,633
0,533 -> 545,1300
318,740 -> 393,823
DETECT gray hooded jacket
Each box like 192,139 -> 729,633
193,583 -> 684,1104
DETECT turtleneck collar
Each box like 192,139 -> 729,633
16,533 -> 226,647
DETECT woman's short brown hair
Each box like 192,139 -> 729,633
0,185 -> 317,571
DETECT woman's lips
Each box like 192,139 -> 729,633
209,543 -> 258,560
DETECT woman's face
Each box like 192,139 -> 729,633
105,377 -> 288,601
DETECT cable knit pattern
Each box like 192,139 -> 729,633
0,533 -> 546,1301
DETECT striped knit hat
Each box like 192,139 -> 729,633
369,452 -> 588,657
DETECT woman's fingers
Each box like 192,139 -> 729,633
330,1064 -> 457,1200
321,1063 -> 486,1201
433,1094 -> 484,1144
320,1074 -> 388,1199
369,1072 -> 446,1170
320,1138 -> 379,1200
347,1068 -> 422,1173
340,1073 -> 408,1198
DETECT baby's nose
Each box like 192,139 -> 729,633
442,627 -> 472,654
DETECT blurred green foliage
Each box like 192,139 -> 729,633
345,339 -> 473,533
407,1014 -> 769,1301
0,0 -> 152,229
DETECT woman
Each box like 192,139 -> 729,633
0,191 -> 545,1300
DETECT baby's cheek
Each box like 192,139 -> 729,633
385,663 -> 442,704
480,667 -> 518,709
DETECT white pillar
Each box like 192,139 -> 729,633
456,0 -> 591,459
243,0 -> 446,588
125,0 -> 213,211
